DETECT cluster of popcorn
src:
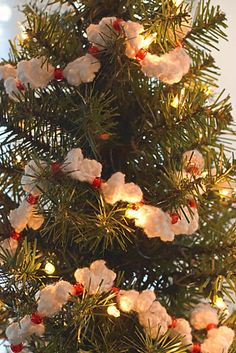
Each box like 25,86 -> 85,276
0,161 -> 45,263
0,13 -> 191,100
0,148 -> 203,262
5,260 -> 235,353
5,260 -> 116,353
116,289 -> 192,346
86,16 -> 191,84
0,54 -> 100,101
190,304 -> 235,353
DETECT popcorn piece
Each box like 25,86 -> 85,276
141,47 -> 190,84
0,64 -> 16,80
54,280 -> 75,304
27,211 -> 44,230
6,315 -> 45,345
170,206 -> 199,236
86,17 -> 118,49
201,326 -> 235,353
101,172 -> 143,205
74,260 -> 116,295
62,148 -> 84,178
21,160 -> 47,196
4,77 -> 21,101
37,284 -> 62,317
9,200 -> 34,233
121,21 -> 145,58
17,57 -> 54,89
169,318 -> 192,346
134,205 -> 175,241
75,158 -> 102,184
190,303 -> 219,330
117,290 -> 139,313
182,150 -> 205,175
134,290 -> 156,313
138,300 -> 172,338
62,148 -> 102,183
63,54 -> 101,86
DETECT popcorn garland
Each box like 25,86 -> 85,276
5,260 -> 234,353
0,148 -> 203,261
0,15 -> 191,100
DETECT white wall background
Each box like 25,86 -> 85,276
0,0 -> 235,352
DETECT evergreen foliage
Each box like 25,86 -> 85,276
0,0 -> 235,352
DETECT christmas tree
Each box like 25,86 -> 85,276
0,0 -> 235,352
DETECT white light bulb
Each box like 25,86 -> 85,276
44,262 -> 56,274
0,4 -> 12,22
107,305 -> 120,318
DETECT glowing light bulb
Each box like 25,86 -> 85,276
142,33 -> 157,49
0,4 -> 12,22
171,96 -> 179,108
16,155 -> 22,163
107,305 -> 120,318
44,262 -> 55,275
171,88 -> 185,108
17,22 -> 29,42
214,296 -> 226,310
125,209 -> 138,219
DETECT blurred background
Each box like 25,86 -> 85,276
0,0 -> 235,351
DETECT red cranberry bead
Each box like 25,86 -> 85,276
54,68 -> 64,81
16,80 -> 25,91
191,343 -> 201,353
50,162 -> 61,173
206,323 -> 217,331
88,45 -> 100,56
99,133 -> 110,141
168,317 -> 177,329
135,48 -> 147,61
170,213 -> 179,225
31,311 -> 43,324
10,343 -> 24,353
92,177 -> 102,188
112,18 -> 123,32
186,165 -> 199,175
73,283 -> 84,296
111,286 -> 120,295
188,199 -> 197,208
26,194 -> 39,205
10,230 -> 22,241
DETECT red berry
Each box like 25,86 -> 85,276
92,177 -> 102,188
11,343 -> 24,353
73,283 -> 84,296
168,317 -> 177,329
99,133 -> 110,141
132,199 -> 145,210
54,68 -> 64,81
135,48 -> 147,61
186,165 -> 199,175
191,343 -> 201,353
88,45 -> 100,56
31,311 -> 43,324
206,323 -> 217,331
16,80 -> 25,91
50,162 -> 61,173
170,213 -> 179,225
10,230 -> 22,241
111,286 -> 120,295
112,18 -> 123,32
26,194 -> 39,205
188,199 -> 197,208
